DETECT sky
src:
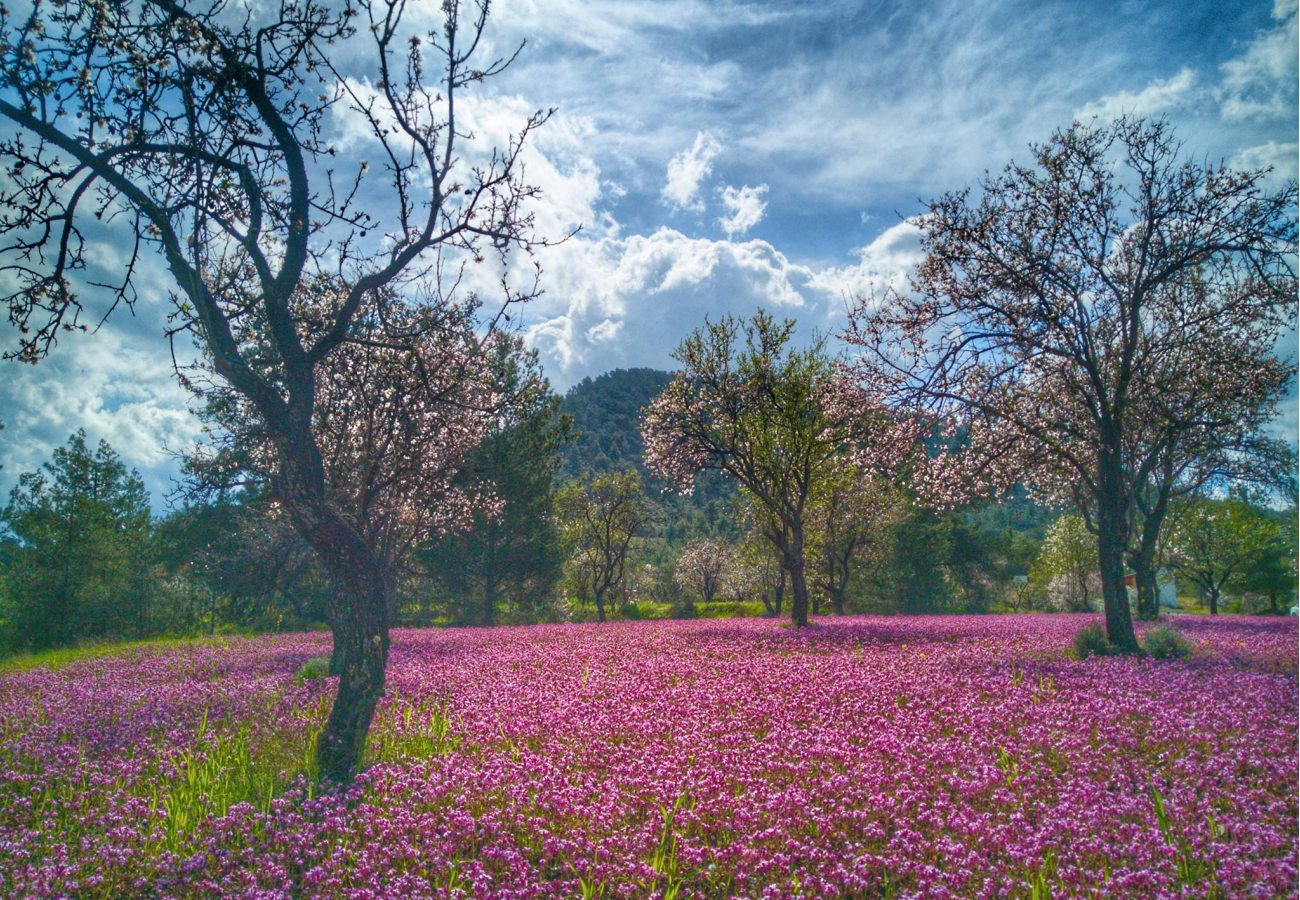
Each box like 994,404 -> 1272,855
0,0 -> 1296,504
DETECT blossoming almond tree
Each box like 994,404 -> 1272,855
0,0 -> 554,780
184,281 -> 501,660
843,118 -> 1297,653
674,537 -> 734,614
643,311 -> 915,627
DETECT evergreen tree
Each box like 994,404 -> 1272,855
1,431 -> 152,650
422,340 -> 573,626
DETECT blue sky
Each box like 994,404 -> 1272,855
0,0 -> 1296,503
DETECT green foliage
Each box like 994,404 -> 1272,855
1071,623 -> 1115,659
156,699 -> 328,854
1170,495 -> 1284,614
1143,625 -> 1192,660
696,601 -> 766,619
0,431 -> 154,652
560,368 -> 675,480
295,655 -> 332,683
863,504 -> 1019,615
421,338 -> 573,626
365,693 -> 460,764
559,367 -> 738,550
1034,514 -> 1098,612
555,471 -> 654,621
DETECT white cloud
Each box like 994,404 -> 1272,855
1219,0 -> 1299,121
663,131 -> 722,211
1229,140 -> 1300,185
808,220 -> 926,309
524,227 -> 818,382
1075,68 -> 1198,122
718,184 -> 769,237
0,322 -> 203,504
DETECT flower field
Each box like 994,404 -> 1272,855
0,615 -> 1295,900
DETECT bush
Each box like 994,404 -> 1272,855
1144,624 -> 1192,660
698,601 -> 767,619
1071,623 -> 1114,659
295,655 -> 332,683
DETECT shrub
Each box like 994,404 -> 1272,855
1144,624 -> 1192,660
295,655 -> 332,683
1071,623 -> 1114,659
698,601 -> 767,619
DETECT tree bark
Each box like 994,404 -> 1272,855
1096,444 -> 1140,653
1129,480 -> 1171,621
783,526 -> 811,627
290,499 -> 390,784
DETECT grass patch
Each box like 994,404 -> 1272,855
1071,623 -> 1115,659
0,636 -> 230,674
1144,624 -> 1192,660
294,655 -> 332,683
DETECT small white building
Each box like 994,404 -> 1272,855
1124,569 -> 1178,609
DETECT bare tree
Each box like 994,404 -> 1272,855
0,0 -> 556,780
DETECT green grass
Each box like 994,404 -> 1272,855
0,636 -> 231,674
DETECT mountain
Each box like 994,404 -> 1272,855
558,368 -> 738,543
558,368 -> 676,480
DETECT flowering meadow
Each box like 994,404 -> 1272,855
0,615 -> 1295,900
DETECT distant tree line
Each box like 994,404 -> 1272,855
4,354 -> 1291,656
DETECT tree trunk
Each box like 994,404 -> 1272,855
292,502 -> 390,784
1128,552 -> 1158,621
594,589 -> 607,623
1208,587 -> 1219,616
1128,482 -> 1170,621
1096,446 -> 1140,653
483,525 -> 498,627
831,588 -> 845,616
774,571 -> 785,617
783,526 -> 810,627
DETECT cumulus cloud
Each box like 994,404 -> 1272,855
525,227 -> 818,382
663,131 -> 722,211
1229,140 -> 1300,185
718,184 -> 769,237
524,220 -> 933,386
1219,0 -> 1299,121
0,320 -> 203,504
1075,68 -> 1197,122
808,221 -> 926,309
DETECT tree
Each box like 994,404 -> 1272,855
731,501 -> 788,617
1,432 -> 152,650
643,311 -> 911,627
1228,512 -> 1296,614
422,337 -> 572,627
808,470 -> 900,615
844,118 -> 1297,652
674,537 -> 734,615
555,471 -> 652,623
1169,495 -> 1281,614
0,0 -> 553,780
1034,514 -> 1098,612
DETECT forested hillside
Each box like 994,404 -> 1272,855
559,368 -> 674,479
